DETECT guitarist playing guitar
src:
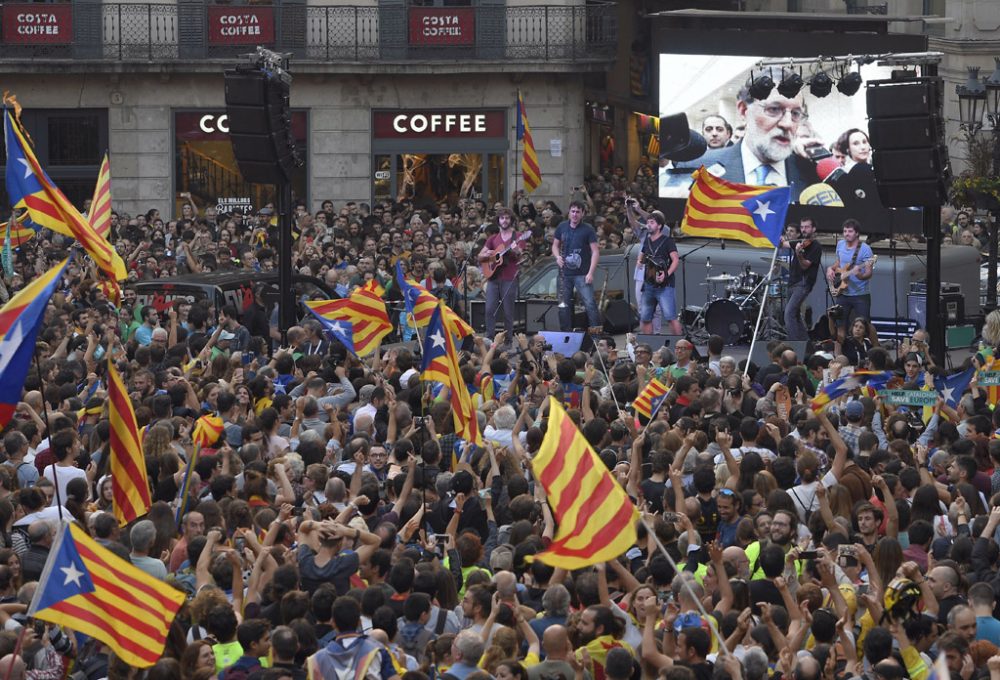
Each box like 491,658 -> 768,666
478,207 -> 524,340
825,218 -> 875,344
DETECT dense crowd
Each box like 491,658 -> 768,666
3,174 -> 1000,680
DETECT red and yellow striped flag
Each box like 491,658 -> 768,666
680,167 -> 786,249
517,90 -> 541,193
107,358 -> 151,526
421,301 -> 483,447
0,212 -> 35,248
361,278 -> 385,298
634,377 -> 668,420
28,522 -> 184,667
89,153 -> 112,239
5,111 -> 126,280
306,288 -> 393,357
529,398 -> 638,569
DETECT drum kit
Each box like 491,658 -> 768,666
687,257 -> 789,345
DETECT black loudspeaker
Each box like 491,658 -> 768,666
468,300 -> 526,333
748,340 -> 809,370
907,292 -> 964,328
603,299 -> 639,334
866,78 -> 949,207
524,299 -> 588,334
224,68 -> 298,185
634,333 -> 684,350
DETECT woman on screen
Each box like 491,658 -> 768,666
834,128 -> 872,171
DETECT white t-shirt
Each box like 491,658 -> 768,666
42,465 -> 87,506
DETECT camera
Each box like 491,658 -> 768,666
828,305 -> 845,321
415,416 -> 426,429
541,343 -> 553,352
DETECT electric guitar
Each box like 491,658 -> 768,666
481,232 -> 531,281
829,254 -> 877,297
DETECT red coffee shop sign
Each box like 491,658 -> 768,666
3,4 -> 72,45
207,6 -> 275,45
408,8 -> 475,46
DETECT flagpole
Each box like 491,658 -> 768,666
175,444 -> 200,529
744,246 -> 778,378
32,347 -> 62,521
514,90 -> 521,204
640,518 -> 730,655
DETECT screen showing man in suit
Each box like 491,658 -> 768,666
658,55 -> 889,217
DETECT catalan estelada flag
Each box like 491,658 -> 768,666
4,110 -> 126,280
517,90 -> 541,193
304,309 -> 356,357
305,288 -> 391,357
88,153 -> 112,239
0,258 -> 70,426
28,522 -> 185,667
396,261 -> 473,338
634,377 -> 668,420
530,398 -> 638,569
810,374 -> 863,413
107,357 -> 151,526
681,167 -> 788,249
421,301 -> 482,447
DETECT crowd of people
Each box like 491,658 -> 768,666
1,179 -> 1000,680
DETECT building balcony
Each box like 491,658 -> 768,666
0,1 -> 617,70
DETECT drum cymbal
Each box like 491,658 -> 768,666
705,274 -> 737,282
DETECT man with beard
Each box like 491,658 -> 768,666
679,68 -> 820,200
744,508 -> 802,581
575,605 -> 631,680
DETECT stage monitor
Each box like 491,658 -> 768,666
656,53 -> 921,235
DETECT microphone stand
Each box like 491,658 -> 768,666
677,238 -> 717,324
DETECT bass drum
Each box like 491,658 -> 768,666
704,296 -> 760,345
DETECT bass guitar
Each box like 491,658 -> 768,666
482,232 -> 531,281
829,254 -> 877,297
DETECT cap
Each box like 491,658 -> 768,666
845,400 -> 864,419
219,330 -> 236,341
489,544 -> 514,572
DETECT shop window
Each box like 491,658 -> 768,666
47,115 -> 102,166
173,110 -> 308,218
0,109 -> 107,209
396,153 -> 483,204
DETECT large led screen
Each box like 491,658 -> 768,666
658,54 -> 898,222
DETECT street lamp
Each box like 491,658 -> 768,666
958,65 -> 998,311
957,66 -> 986,132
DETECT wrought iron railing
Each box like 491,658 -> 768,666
0,3 -> 617,64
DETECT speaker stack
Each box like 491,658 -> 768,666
867,77 -> 950,207
223,67 -> 300,185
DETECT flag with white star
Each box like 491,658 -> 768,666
305,307 -> 357,357
4,110 -> 126,280
740,185 -> 790,249
28,522 -> 185,668
419,301 -> 483,447
0,257 -> 70,426
681,167 -> 791,249
934,365 -> 974,409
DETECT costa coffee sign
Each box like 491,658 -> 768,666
3,4 -> 72,45
408,8 -> 475,46
373,110 -> 506,139
207,7 -> 274,45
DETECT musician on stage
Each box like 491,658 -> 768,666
478,207 -> 521,339
638,211 -> 682,335
552,201 -> 601,332
825,218 -> 874,343
782,216 -> 823,341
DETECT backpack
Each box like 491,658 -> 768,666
790,487 -> 816,523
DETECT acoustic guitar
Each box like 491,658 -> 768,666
829,254 -> 877,297
482,232 -> 531,281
